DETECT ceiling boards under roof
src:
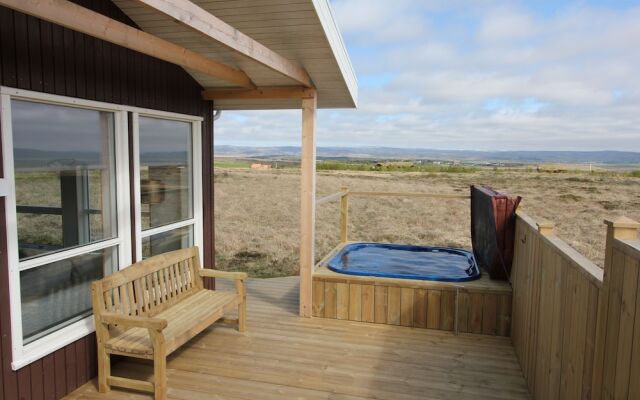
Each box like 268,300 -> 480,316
112,0 -> 358,110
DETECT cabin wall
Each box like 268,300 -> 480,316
0,1 -> 214,399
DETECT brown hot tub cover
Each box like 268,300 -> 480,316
470,186 -> 521,280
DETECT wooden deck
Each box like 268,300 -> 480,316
66,276 -> 529,400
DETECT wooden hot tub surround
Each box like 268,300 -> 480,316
312,188 -> 513,336
313,247 -> 512,336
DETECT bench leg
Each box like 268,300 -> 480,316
150,330 -> 167,400
236,279 -> 247,333
154,354 -> 167,400
97,346 -> 110,393
239,299 -> 247,332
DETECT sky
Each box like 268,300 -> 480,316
216,0 -> 640,152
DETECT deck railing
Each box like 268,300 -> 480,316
318,188 -> 640,398
313,187 -> 511,336
316,186 -> 469,244
511,212 -> 640,400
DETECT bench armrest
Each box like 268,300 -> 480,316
199,269 -> 247,280
99,312 -> 168,331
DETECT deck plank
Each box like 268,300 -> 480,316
65,277 -> 529,400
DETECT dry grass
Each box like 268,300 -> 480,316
214,168 -> 640,277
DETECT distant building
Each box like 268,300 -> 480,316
251,163 -> 273,169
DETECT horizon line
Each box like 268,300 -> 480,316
215,145 -> 640,154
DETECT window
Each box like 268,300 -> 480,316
20,247 -> 119,342
0,88 -> 202,370
141,225 -> 194,259
11,100 -> 118,260
134,114 -> 202,260
11,100 -> 122,344
1,90 -> 131,369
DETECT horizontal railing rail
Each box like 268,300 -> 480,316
315,191 -> 346,205
347,191 -> 469,199
515,211 -> 603,286
315,186 -> 470,250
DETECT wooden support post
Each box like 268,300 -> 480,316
202,86 -> 316,101
299,91 -> 317,318
592,217 -> 640,398
340,187 -> 349,243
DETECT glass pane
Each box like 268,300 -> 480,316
11,100 -> 117,260
20,246 -> 118,343
139,117 -> 193,230
141,225 -> 193,259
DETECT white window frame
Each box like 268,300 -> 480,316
131,112 -> 203,263
0,87 -> 203,370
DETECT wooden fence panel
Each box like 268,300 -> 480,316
596,237 -> 640,400
512,213 -> 639,400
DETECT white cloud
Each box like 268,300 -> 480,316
216,1 -> 640,152
331,0 -> 429,43
478,7 -> 537,43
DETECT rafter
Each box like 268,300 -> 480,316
134,0 -> 313,88
202,86 -> 316,101
0,0 -> 254,88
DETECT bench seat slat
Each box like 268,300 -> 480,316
104,290 -> 239,356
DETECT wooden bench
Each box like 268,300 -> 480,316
91,247 -> 246,399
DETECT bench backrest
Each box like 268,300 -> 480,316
93,247 -> 204,318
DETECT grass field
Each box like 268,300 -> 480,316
214,168 -> 640,277
213,159 -> 253,169
316,160 -> 480,173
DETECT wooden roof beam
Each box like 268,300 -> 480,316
134,0 -> 313,88
202,86 -> 316,100
0,0 -> 255,88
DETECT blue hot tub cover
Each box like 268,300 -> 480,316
327,242 -> 480,282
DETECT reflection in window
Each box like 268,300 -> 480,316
20,246 -> 118,343
139,117 -> 193,230
11,100 -> 117,260
142,226 -> 193,259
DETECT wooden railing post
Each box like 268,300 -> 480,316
603,217 -> 640,287
536,221 -> 554,236
299,91 -> 317,318
592,217 -> 640,399
340,186 -> 349,243
605,217 -> 640,242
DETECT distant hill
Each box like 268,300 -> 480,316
215,145 -> 640,165
14,148 -> 188,169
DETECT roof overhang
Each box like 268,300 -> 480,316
0,0 -> 357,110
112,0 -> 358,110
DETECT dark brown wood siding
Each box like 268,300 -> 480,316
0,1 -> 215,399
202,101 -> 216,290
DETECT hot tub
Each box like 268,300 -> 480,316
313,242 -> 511,335
327,242 -> 480,282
